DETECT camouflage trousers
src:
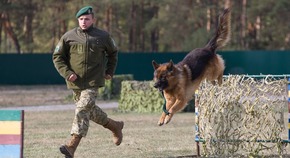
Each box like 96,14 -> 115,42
70,87 -> 108,137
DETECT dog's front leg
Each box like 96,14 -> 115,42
158,112 -> 166,126
158,96 -> 175,126
164,99 -> 187,124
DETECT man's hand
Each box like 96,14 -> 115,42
68,73 -> 77,82
104,74 -> 112,80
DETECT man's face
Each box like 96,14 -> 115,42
78,14 -> 95,30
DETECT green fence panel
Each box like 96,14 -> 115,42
0,51 -> 289,85
221,50 -> 290,75
116,51 -> 290,80
0,54 -> 63,85
115,52 -> 185,81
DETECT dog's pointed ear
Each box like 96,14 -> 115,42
167,60 -> 174,72
152,60 -> 159,70
169,60 -> 174,65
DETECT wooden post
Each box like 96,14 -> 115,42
195,90 -> 201,156
288,78 -> 290,141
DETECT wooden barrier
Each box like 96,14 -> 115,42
0,110 -> 24,158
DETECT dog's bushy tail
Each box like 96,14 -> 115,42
206,8 -> 231,51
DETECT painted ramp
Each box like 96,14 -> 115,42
0,110 -> 24,158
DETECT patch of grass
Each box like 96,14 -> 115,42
24,109 -> 197,158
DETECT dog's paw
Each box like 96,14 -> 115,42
164,114 -> 173,124
158,115 -> 165,126
157,121 -> 164,126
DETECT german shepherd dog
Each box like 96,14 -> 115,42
152,8 -> 231,126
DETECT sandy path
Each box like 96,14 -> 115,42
0,85 -> 118,111
0,102 -> 118,111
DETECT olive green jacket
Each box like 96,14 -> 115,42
52,26 -> 118,89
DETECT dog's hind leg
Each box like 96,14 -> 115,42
217,73 -> 223,85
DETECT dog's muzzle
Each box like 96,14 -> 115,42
153,80 -> 168,91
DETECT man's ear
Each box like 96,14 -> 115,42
152,60 -> 159,70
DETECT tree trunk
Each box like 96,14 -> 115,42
241,0 -> 247,49
105,4 -> 113,32
129,0 -> 137,52
23,0 -> 34,53
255,16 -> 260,40
224,0 -> 231,8
140,0 -> 145,51
150,5 -> 159,52
206,8 -> 211,32
0,17 -> 2,53
1,12 -> 21,53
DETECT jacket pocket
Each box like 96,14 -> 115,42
70,44 -> 85,54
69,44 -> 85,74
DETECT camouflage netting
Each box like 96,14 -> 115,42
118,81 -> 164,113
196,75 -> 288,157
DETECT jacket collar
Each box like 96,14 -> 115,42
77,24 -> 94,33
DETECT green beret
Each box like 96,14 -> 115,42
76,6 -> 93,18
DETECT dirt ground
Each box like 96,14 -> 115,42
0,85 -> 73,107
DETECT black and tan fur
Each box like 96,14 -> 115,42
152,8 -> 231,126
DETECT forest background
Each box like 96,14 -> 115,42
0,0 -> 289,54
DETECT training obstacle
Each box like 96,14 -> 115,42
0,110 -> 24,158
194,75 -> 290,157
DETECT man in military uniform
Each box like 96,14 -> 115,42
52,6 -> 124,158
